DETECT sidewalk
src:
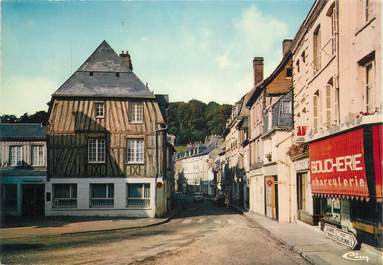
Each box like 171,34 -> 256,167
242,211 -> 383,265
0,211 -> 177,240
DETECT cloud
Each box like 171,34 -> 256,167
0,76 -> 57,115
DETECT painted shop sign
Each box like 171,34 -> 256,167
309,128 -> 369,198
324,223 -> 358,250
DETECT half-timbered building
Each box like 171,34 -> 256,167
45,41 -> 169,217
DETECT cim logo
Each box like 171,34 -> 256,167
342,252 -> 369,262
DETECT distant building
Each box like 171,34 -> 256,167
176,135 -> 222,195
0,123 -> 47,216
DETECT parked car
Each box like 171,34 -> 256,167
193,192 -> 203,202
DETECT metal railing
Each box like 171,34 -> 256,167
53,198 -> 77,208
127,198 -> 150,208
90,198 -> 114,208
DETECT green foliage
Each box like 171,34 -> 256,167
168,100 -> 231,145
0,111 -> 48,125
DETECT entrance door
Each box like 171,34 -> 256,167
265,176 -> 278,220
22,184 -> 45,216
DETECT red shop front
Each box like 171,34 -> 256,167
309,124 -> 382,247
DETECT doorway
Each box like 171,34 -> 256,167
22,184 -> 45,216
265,176 -> 278,220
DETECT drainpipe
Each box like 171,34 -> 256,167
155,123 -> 168,217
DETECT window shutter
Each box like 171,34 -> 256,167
313,95 -> 318,131
128,103 -> 133,122
326,84 -> 332,125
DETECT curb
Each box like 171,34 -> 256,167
2,208 -> 181,240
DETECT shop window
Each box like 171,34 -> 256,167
127,183 -> 150,208
90,184 -> 114,208
1,184 -> 17,209
53,184 -> 77,208
322,198 -> 341,224
351,199 -> 381,224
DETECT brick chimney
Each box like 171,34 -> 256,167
119,50 -> 133,70
253,57 -> 264,86
282,39 -> 293,57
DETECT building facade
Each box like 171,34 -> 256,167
290,0 -> 382,246
45,41 -> 170,218
176,136 -> 222,196
246,42 -> 295,222
0,124 -> 47,216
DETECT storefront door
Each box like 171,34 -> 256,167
265,176 -> 278,220
22,184 -> 45,216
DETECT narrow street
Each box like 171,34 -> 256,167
1,196 -> 308,265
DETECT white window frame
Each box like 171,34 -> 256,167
88,139 -> 106,163
95,102 -> 105,118
9,145 -> 23,166
280,101 -> 292,114
126,183 -> 151,209
130,102 -> 144,123
127,138 -> 144,164
90,184 -> 114,208
31,145 -> 44,166
365,61 -> 375,113
53,184 -> 77,209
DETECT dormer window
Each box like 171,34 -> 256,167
95,102 -> 105,118
90,72 -> 93,76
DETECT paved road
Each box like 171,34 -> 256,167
1,196 -> 308,265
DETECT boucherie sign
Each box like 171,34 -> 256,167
309,128 -> 369,198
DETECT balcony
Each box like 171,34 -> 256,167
263,92 -> 293,135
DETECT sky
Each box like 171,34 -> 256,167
1,0 -> 314,116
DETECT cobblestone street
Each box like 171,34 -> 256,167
1,197 -> 308,265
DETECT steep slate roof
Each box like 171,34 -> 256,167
0,124 -> 46,140
52,41 -> 155,99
